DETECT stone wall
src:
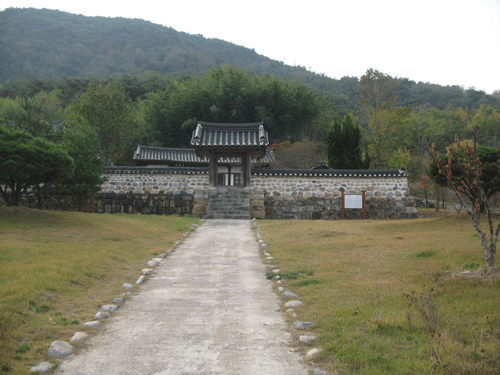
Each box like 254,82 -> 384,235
93,191 -> 195,215
248,173 -> 415,219
100,167 -> 209,195
97,167 -> 417,219
251,174 -> 407,198
22,191 -> 195,216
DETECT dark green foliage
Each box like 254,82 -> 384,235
326,115 -> 370,169
41,126 -> 106,207
0,8 -> 497,116
0,127 -> 75,206
0,8 -> 323,94
144,66 -> 322,146
11,94 -> 52,138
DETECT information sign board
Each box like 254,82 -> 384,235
341,190 -> 367,219
344,194 -> 363,209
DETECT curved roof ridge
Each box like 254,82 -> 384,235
197,121 -> 264,128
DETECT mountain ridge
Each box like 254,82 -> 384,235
0,7 -> 313,80
1,7 -> 498,112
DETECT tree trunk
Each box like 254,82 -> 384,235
482,233 -> 497,272
471,212 -> 498,272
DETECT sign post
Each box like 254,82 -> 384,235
341,190 -> 366,219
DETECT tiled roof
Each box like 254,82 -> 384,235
191,121 -> 269,147
104,166 -> 407,178
134,146 -> 207,164
133,146 -> 276,166
104,166 -> 208,175
252,169 -> 407,178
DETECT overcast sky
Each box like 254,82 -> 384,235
2,0 -> 499,93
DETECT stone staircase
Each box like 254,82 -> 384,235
205,188 -> 251,220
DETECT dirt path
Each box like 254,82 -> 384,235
55,219 -> 307,375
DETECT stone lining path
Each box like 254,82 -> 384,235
54,220 -> 308,375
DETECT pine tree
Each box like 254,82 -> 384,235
325,115 -> 370,169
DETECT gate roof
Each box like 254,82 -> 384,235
191,121 -> 268,149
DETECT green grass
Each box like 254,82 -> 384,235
257,211 -> 500,374
461,262 -> 482,270
415,250 -> 435,258
0,207 -> 198,374
291,279 -> 320,287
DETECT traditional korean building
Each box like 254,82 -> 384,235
134,121 -> 274,187
100,121 -> 416,220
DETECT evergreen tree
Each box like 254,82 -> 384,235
0,127 -> 74,206
325,115 -> 370,169
41,125 -> 106,208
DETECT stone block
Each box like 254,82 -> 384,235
406,206 -> 417,214
192,204 -> 205,215
251,210 -> 266,219
47,341 -> 74,358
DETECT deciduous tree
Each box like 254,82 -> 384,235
471,104 -> 500,148
365,107 -> 412,168
359,68 -> 398,111
427,143 -> 500,203
272,140 -> 326,169
66,81 -> 138,165
426,126 -> 500,271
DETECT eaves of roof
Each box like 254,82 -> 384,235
133,146 -> 275,166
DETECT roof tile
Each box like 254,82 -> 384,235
191,121 -> 269,147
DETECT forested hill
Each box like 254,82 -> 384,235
0,8 -> 315,85
1,7 -> 499,113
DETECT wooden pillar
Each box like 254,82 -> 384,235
362,191 -> 366,220
341,189 -> 345,219
242,152 -> 251,187
209,152 -> 218,187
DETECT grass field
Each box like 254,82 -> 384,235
0,207 -> 198,374
1,208 -> 499,374
257,211 -> 500,374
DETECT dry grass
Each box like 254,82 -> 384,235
257,211 -> 500,374
2,207 -> 498,374
0,207 -> 198,374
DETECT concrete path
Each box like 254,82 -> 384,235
55,220 -> 307,375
